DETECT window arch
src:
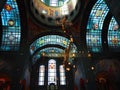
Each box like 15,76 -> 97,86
108,17 -> 120,50
86,0 -> 109,52
30,35 -> 77,55
32,47 -> 64,64
0,0 -> 21,51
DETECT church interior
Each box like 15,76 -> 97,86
0,0 -> 120,90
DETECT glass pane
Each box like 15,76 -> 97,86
39,82 -> 44,85
41,0 -> 70,7
60,81 -> 66,85
60,73 -> 65,76
39,77 -> 44,81
39,73 -> 44,76
60,76 -> 65,81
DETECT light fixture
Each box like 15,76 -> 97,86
66,67 -> 70,71
91,66 -> 95,70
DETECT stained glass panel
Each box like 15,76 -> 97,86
0,0 -> 21,51
108,17 -> 120,49
30,35 -> 77,55
32,47 -> 64,64
86,0 -> 109,52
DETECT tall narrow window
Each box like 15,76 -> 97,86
59,65 -> 66,85
38,65 -> 45,85
48,59 -> 57,85
0,0 -> 21,51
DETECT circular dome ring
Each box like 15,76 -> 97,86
29,0 -> 80,28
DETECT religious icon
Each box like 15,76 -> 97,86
4,4 -> 12,12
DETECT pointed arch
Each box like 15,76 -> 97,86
32,47 -> 64,64
0,0 -> 21,51
86,0 -> 109,52
108,17 -> 120,50
30,35 -> 77,55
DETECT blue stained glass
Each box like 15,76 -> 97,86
0,0 -> 21,51
108,17 -> 120,49
30,35 -> 77,55
86,0 -> 109,52
32,47 -> 64,64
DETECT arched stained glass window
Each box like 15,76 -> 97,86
30,35 -> 77,55
48,59 -> 57,85
38,65 -> 45,85
0,0 -> 21,51
108,17 -> 120,49
59,65 -> 66,85
32,47 -> 64,64
86,0 -> 109,52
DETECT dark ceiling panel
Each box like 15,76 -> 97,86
105,0 -> 120,26
0,0 -> 7,12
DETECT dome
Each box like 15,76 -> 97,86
29,0 -> 80,28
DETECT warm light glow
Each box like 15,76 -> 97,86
73,65 -> 76,68
88,53 -> 91,57
72,53 -> 75,57
66,68 -> 70,71
91,66 -> 95,70
68,62 -> 71,65
42,52 -> 45,56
